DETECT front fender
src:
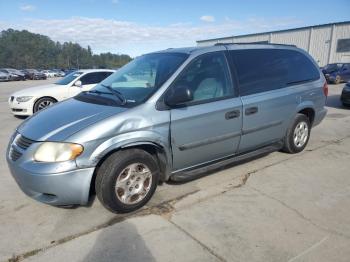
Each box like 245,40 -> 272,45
76,130 -> 172,180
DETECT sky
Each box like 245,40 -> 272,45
0,0 -> 349,57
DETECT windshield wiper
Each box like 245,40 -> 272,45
86,90 -> 111,95
100,84 -> 127,105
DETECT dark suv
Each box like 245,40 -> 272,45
322,63 -> 350,84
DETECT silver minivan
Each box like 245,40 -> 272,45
7,44 -> 328,213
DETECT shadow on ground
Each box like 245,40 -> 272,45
83,222 -> 156,262
326,94 -> 345,109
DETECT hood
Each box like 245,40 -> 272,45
18,98 -> 127,141
12,84 -> 59,97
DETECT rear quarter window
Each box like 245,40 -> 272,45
230,49 -> 320,96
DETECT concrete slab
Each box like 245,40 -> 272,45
246,138 -> 350,238
171,136 -> 350,262
171,185 -> 350,262
25,215 -> 219,262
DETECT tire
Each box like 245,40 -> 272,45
342,102 -> 350,108
33,97 -> 57,113
282,114 -> 311,154
95,149 -> 159,213
335,75 -> 341,84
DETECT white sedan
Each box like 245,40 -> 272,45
42,70 -> 56,78
8,69 -> 115,116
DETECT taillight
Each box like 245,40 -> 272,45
323,82 -> 328,97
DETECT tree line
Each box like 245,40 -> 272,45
0,29 -> 132,69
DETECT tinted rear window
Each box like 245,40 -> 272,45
230,49 -> 320,96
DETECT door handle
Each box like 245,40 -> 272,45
225,110 -> 240,120
245,107 -> 258,115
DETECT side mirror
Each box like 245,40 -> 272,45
74,80 -> 82,87
165,85 -> 193,107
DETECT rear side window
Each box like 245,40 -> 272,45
230,49 -> 320,96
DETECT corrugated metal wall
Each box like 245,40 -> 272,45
331,24 -> 350,63
309,27 -> 332,66
197,23 -> 350,66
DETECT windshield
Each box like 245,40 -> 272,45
91,52 -> 188,105
55,71 -> 81,85
324,64 -> 342,72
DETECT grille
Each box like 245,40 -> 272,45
10,147 -> 22,161
9,134 -> 35,161
15,135 -> 34,150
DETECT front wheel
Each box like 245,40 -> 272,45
282,114 -> 311,154
33,97 -> 57,113
95,149 -> 159,213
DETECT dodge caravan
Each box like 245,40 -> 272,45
7,44 -> 328,213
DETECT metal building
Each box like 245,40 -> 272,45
197,21 -> 350,66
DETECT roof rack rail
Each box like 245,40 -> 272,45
214,42 -> 296,47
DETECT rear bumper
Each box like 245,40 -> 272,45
313,108 -> 327,127
7,156 -> 95,206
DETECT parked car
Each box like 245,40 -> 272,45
64,69 -> 77,76
42,70 -> 56,78
6,44 -> 327,213
322,63 -> 350,84
341,82 -> 350,107
52,69 -> 65,77
0,68 -> 25,81
8,69 -> 115,116
22,69 -> 47,80
20,70 -> 33,80
0,71 -> 9,81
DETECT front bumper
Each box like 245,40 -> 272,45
8,97 -> 34,115
7,160 -> 95,206
6,134 -> 95,206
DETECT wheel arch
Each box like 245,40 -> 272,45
33,96 -> 58,112
89,141 -> 171,196
297,107 -> 315,126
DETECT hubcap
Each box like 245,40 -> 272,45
37,100 -> 53,111
115,163 -> 152,205
293,121 -> 309,148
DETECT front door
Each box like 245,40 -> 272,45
168,52 -> 242,171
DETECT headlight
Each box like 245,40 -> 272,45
34,142 -> 84,162
16,96 -> 33,102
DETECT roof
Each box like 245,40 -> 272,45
148,42 -> 299,55
197,21 -> 350,43
151,46 -> 206,54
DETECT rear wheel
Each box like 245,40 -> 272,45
283,114 -> 311,154
95,149 -> 159,213
33,97 -> 57,113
